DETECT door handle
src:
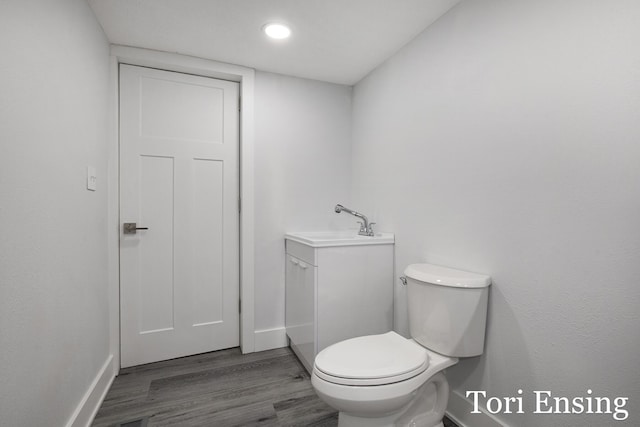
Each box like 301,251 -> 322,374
123,222 -> 149,234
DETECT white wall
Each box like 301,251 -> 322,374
254,71 -> 353,332
351,0 -> 640,425
0,0 -> 111,426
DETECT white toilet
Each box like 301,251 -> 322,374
311,263 -> 491,427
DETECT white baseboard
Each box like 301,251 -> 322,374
254,327 -> 288,352
66,355 -> 115,427
447,390 -> 506,427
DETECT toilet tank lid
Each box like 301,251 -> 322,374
404,263 -> 491,288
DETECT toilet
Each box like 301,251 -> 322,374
311,263 -> 491,427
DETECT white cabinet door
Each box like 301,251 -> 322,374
120,64 -> 240,368
285,239 -> 394,373
285,255 -> 316,372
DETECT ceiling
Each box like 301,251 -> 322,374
88,0 -> 460,85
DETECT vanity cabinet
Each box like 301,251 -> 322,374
285,232 -> 394,372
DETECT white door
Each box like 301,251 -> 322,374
119,64 -> 240,368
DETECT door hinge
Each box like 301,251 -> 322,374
238,96 -> 242,111
239,300 -> 242,313
238,197 -> 241,213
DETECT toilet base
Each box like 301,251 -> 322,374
334,372 -> 449,427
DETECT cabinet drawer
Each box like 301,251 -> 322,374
285,239 -> 317,266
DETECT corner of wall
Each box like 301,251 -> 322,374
447,390 -> 505,427
65,356 -> 115,427
254,327 -> 288,352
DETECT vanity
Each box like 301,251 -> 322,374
284,231 -> 394,372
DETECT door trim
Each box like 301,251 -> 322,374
107,45 -> 255,374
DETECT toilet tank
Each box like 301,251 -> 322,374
405,263 -> 491,357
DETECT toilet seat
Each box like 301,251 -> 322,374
314,332 -> 429,386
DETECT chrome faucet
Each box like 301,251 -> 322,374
334,204 -> 376,236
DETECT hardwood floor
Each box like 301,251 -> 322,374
93,347 -> 459,427
93,347 -> 336,427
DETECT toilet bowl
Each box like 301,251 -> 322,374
312,332 -> 458,427
311,263 -> 491,427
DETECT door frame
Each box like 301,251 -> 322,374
107,45 -> 255,374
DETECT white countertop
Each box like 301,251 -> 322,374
285,231 -> 394,247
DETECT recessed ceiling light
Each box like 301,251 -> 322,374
263,23 -> 291,40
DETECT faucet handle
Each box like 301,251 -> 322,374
369,223 -> 376,235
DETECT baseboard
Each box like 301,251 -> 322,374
66,354 -> 115,427
447,390 -> 506,427
254,327 -> 288,352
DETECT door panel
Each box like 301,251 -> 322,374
139,76 -> 224,143
192,158 -> 224,325
120,64 -> 240,368
138,155 -> 175,333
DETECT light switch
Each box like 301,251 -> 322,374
87,166 -> 97,191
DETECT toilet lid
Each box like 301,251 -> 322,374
314,332 -> 429,386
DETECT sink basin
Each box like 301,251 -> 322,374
285,231 -> 394,247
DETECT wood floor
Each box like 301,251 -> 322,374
92,346 -> 459,427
